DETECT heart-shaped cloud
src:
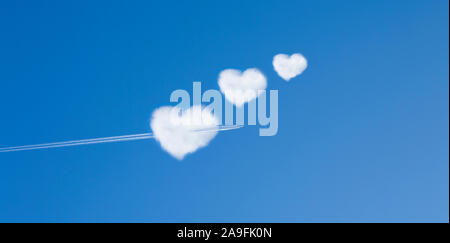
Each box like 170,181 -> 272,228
150,106 -> 219,160
218,68 -> 267,107
273,53 -> 308,81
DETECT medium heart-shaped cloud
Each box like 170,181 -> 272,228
150,106 -> 219,160
218,68 -> 267,107
273,53 -> 308,81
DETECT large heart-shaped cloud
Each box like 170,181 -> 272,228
218,68 -> 267,107
150,106 -> 219,160
273,53 -> 308,81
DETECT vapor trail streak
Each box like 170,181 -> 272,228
0,135 -> 154,153
0,125 -> 242,153
0,133 -> 153,151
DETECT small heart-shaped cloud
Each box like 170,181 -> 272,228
273,53 -> 308,81
218,68 -> 267,107
150,106 -> 219,160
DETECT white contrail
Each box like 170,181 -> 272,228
0,134 -> 154,153
0,125 -> 242,153
0,133 -> 153,151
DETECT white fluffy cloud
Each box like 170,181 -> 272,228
218,68 -> 267,107
273,53 -> 308,81
150,106 -> 219,160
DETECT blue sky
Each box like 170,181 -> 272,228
0,0 -> 448,222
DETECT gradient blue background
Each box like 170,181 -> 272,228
0,0 -> 448,222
